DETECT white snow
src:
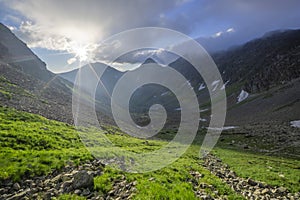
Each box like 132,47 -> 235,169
237,90 -> 249,103
200,108 -> 209,113
207,126 -> 238,131
290,120 -> 300,128
211,80 -> 220,91
199,118 -> 207,122
221,80 -> 230,90
161,91 -> 169,96
186,80 -> 191,86
174,107 -> 181,111
198,83 -> 206,91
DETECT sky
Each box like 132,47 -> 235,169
0,0 -> 300,73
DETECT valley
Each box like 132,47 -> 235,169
0,20 -> 299,200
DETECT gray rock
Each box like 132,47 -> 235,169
74,189 -> 81,195
12,183 -> 21,191
276,186 -> 287,193
247,178 -> 257,186
72,170 -> 94,190
6,188 -> 30,200
61,180 -> 73,192
81,188 -> 91,196
43,192 -> 52,200
261,188 -> 269,194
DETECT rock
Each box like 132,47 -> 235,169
81,188 -> 91,196
6,188 -> 30,200
261,188 -> 269,194
72,170 -> 94,190
253,189 -> 261,195
43,179 -> 51,186
276,186 -> 287,193
0,188 -> 8,194
148,177 -> 155,181
51,174 -> 62,183
199,194 -> 213,200
24,180 -> 33,185
74,189 -> 81,195
12,183 -> 21,191
43,192 -> 52,200
247,178 -> 257,186
227,171 -> 236,179
61,180 -> 73,192
132,181 -> 137,186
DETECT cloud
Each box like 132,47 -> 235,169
67,57 -> 76,65
2,0 -> 300,70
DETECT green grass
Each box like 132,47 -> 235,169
0,106 -> 92,180
0,106 -> 299,199
92,144 -> 244,200
214,148 -> 300,193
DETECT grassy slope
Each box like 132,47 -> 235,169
0,106 -> 299,199
0,106 -> 92,180
213,148 -> 300,193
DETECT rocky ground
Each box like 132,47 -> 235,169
201,154 -> 300,200
219,123 -> 300,159
0,160 -> 136,200
1,153 -> 299,200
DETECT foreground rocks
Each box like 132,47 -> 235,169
189,171 -> 227,200
0,159 -> 136,200
202,154 -> 300,200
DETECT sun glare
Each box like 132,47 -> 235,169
68,41 -> 99,63
72,44 -> 89,62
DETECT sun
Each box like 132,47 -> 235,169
72,44 -> 89,62
67,41 -> 98,64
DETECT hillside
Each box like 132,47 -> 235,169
213,29 -> 300,93
0,106 -> 299,199
0,23 -> 299,200
59,29 -> 300,126
0,23 -> 75,124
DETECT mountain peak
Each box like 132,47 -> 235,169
0,23 -> 52,81
143,57 -> 157,64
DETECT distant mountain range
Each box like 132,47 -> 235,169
0,22 -> 299,126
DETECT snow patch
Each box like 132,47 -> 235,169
211,80 -> 220,91
174,107 -> 181,111
199,118 -> 207,122
161,91 -> 169,96
200,108 -> 209,113
198,83 -> 206,91
221,80 -> 230,90
207,126 -> 238,131
237,90 -> 249,103
290,120 -> 300,128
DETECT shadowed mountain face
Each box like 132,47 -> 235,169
59,30 -> 300,126
213,29 -> 300,93
0,23 -> 75,123
0,24 -> 53,82
1,21 -> 299,126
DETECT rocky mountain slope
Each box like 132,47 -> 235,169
59,29 -> 300,126
0,23 -> 74,123
213,29 -> 300,93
